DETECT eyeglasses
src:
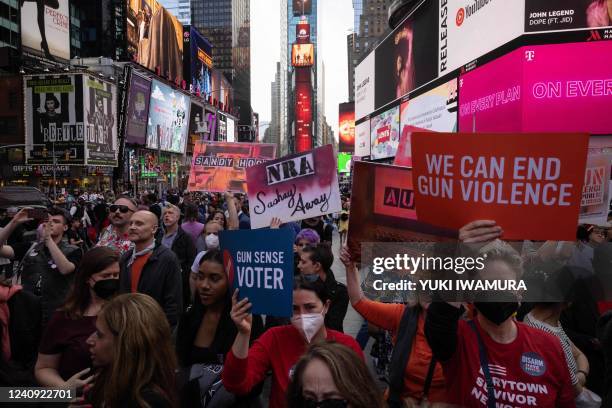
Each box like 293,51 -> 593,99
110,205 -> 134,214
302,398 -> 348,408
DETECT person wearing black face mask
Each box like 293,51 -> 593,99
35,247 -> 120,389
425,224 -> 575,408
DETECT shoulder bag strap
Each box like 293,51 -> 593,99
467,320 -> 496,408
420,356 -> 437,403
387,306 -> 419,408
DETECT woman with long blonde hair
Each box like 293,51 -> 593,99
85,293 -> 177,407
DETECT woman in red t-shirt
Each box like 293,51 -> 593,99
35,246 -> 120,389
425,221 -> 576,408
222,276 -> 364,408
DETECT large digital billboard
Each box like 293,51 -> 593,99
293,0 -> 312,16
295,81 -> 313,152
125,73 -> 152,145
126,0 -> 184,82
292,44 -> 314,67
370,106 -> 400,160
374,0 -> 438,110
183,26 -> 213,98
439,0 -> 524,76
146,79 -> 190,154
21,0 -> 70,60
24,74 -> 86,165
459,41 -> 612,135
401,78 -> 458,133
525,0 -> 612,32
338,102 -> 355,153
355,52 -> 375,121
84,76 -> 117,166
296,21 -> 310,43
211,70 -> 233,110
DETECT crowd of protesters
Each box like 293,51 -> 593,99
0,186 -> 611,408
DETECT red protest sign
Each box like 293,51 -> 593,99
411,132 -> 589,241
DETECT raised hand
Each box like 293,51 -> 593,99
230,289 -> 253,335
458,220 -> 502,243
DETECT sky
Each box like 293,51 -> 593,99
250,0 -> 354,138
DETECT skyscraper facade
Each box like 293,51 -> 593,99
270,62 -> 282,154
284,0 -> 319,153
347,0 -> 391,102
158,0 -> 191,25
191,0 -> 252,136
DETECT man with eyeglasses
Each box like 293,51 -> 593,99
96,196 -> 138,255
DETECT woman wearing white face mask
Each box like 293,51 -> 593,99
222,276 -> 364,408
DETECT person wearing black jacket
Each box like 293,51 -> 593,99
119,210 -> 183,327
298,244 -> 348,332
161,204 -> 196,310
176,249 -> 264,407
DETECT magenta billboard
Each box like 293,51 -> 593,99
459,41 -> 612,135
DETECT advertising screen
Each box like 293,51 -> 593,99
458,48 -> 523,132
401,78 -> 458,133
293,0 -> 312,16
184,26 -> 213,97
355,120 -> 371,157
84,76 -> 117,166
211,69 -> 232,109
292,44 -> 315,67
338,102 -> 355,153
522,41 -> 612,135
525,0 -> 612,32
370,106 -> 400,160
126,0 -> 184,82
146,80 -> 190,153
21,0 -> 70,60
295,81 -> 313,152
227,117 -> 235,143
125,74 -> 151,145
24,74 -> 86,165
374,0 -> 438,110
218,113 -> 227,140
338,153 -> 352,173
296,21 -> 310,43
188,101 -> 209,144
439,0 -> 524,76
355,52 -> 375,120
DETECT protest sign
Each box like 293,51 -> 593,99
220,229 -> 294,317
246,144 -> 342,229
347,161 -> 457,263
393,125 -> 430,167
188,141 -> 276,192
411,132 -> 589,240
579,154 -> 612,226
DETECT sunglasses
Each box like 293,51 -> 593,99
302,398 -> 348,408
110,205 -> 134,214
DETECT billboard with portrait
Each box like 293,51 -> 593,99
439,0 -> 524,76
126,0 -> 184,82
146,79 -> 190,154
125,73 -> 151,145
525,0 -> 612,32
338,102 -> 355,153
21,0 -> 70,60
183,25 -> 213,97
292,44 -> 314,67
293,0 -> 312,16
374,0 -> 438,110
24,74 -> 86,165
370,105 -> 400,160
84,76 -> 117,166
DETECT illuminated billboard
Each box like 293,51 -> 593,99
183,26 -> 213,97
146,80 -> 190,154
126,0 -> 184,82
296,21 -> 310,43
21,0 -> 70,60
292,44 -> 314,67
338,102 -> 355,153
295,81 -> 313,152
370,106 -> 400,160
293,0 -> 312,16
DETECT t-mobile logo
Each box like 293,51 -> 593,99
525,50 -> 535,62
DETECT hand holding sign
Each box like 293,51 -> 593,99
230,289 -> 253,335
458,220 -> 503,243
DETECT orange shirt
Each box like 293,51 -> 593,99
353,298 -> 448,403
130,252 -> 153,293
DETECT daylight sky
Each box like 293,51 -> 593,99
250,0 -> 354,139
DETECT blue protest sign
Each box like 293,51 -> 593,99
220,228 -> 294,317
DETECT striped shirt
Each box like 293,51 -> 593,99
523,312 -> 578,385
